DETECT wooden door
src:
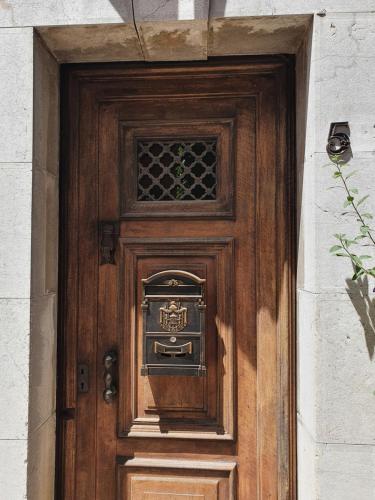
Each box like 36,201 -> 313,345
58,58 -> 295,500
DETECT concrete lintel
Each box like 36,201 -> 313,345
36,23 -> 143,63
135,19 -> 208,61
133,0 -> 209,61
37,14 -> 312,64
209,14 -> 312,56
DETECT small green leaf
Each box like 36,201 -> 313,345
358,195 -> 369,206
352,268 -> 365,280
330,245 -> 342,253
335,253 -> 349,257
333,171 -> 342,178
360,225 -> 370,235
351,255 -> 363,266
361,213 -> 373,219
350,188 -> 359,194
360,255 -> 372,259
345,171 -> 358,180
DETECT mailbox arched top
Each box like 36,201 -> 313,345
142,270 -> 206,286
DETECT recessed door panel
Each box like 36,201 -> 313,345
117,458 -> 235,500
118,239 -> 234,439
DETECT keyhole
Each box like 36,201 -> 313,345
78,364 -> 88,393
80,367 -> 86,391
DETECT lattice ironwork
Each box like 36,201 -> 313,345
137,139 -> 217,201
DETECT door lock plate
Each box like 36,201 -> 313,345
78,363 -> 89,393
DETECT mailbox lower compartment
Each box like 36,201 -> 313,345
141,336 -> 205,376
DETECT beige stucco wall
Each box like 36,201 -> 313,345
0,2 -> 375,499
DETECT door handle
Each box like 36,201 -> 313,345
103,350 -> 117,404
154,341 -> 192,357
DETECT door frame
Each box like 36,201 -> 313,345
56,56 -> 296,499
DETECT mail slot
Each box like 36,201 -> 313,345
140,270 -> 207,376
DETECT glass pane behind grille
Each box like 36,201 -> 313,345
137,139 -> 217,201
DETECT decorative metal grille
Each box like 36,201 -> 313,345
137,139 -> 217,201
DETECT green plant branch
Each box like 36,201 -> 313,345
338,235 -> 375,279
334,160 -> 375,246
328,155 -> 375,282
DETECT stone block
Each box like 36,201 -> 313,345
135,0 -> 209,21
45,172 -> 59,294
315,152 -> 375,224
0,0 -> 132,27
297,422 -> 317,500
295,19 -> 317,161
0,163 -> 32,298
317,443 -> 375,500
33,35 -> 59,176
316,230 -> 363,292
208,14 -> 311,56
272,0 -> 375,15
29,294 -> 57,434
316,294 -> 375,444
136,20 -> 208,60
28,415 -> 56,500
30,168 -> 46,298
297,290 -> 318,437
31,161 -> 59,297
299,151 -> 375,293
209,0 -> 272,17
134,1 -> 209,60
0,299 -> 30,440
0,28 -> 33,163
314,13 -> 375,153
38,23 -> 143,63
0,439 -> 27,499
297,155 -> 318,293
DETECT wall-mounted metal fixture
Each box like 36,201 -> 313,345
141,270 -> 207,377
326,122 -> 351,161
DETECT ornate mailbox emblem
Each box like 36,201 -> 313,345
160,300 -> 187,333
141,270 -> 206,377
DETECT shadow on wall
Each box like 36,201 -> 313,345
108,0 -> 228,23
108,0 -> 134,20
346,275 -> 375,360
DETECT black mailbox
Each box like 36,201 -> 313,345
140,270 -> 207,376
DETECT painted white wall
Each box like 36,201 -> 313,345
0,1 -> 374,499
